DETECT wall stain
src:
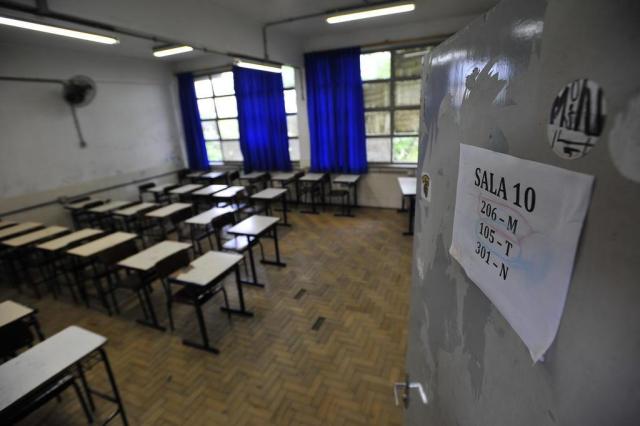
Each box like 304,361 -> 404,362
462,281 -> 491,399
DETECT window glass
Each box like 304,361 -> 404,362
394,48 -> 429,78
201,121 -> 219,140
221,141 -> 243,161
394,110 -> 420,134
205,141 -> 222,162
197,98 -> 216,119
392,137 -> 419,163
218,119 -> 239,139
366,138 -> 391,163
212,71 -> 235,96
365,111 -> 391,135
394,79 -> 421,106
360,51 -> 391,81
286,115 -> 298,138
288,138 -> 300,161
214,96 -> 237,118
284,89 -> 297,114
282,66 -> 295,89
363,82 -> 390,108
194,78 -> 213,98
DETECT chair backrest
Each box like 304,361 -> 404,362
211,211 -> 236,247
170,206 -> 194,226
227,170 -> 240,182
96,239 -> 139,265
138,182 -> 155,191
155,249 -> 191,279
177,169 -> 190,182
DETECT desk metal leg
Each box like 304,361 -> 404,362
98,348 -> 129,426
221,267 -> 254,317
397,195 -> 407,212
240,242 -> 265,287
300,183 -> 319,214
279,195 -> 290,226
136,284 -> 166,331
182,304 -> 219,354
261,226 -> 287,267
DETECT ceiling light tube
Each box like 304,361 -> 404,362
0,16 -> 119,44
327,2 -> 415,24
153,45 -> 194,57
234,59 -> 282,73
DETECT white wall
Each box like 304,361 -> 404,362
0,41 -> 184,225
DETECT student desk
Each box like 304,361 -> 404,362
201,171 -> 227,183
270,171 -> 304,205
145,203 -> 193,240
191,184 -> 228,210
0,325 -> 128,425
169,184 -> 203,196
113,202 -> 158,233
186,171 -> 206,182
212,186 -> 246,208
239,171 -> 268,192
64,198 -> 101,211
36,229 -> 105,302
1,226 -> 68,248
0,222 -> 43,241
117,240 -> 191,330
88,200 -> 136,214
0,220 -> 16,230
397,177 -> 417,236
227,215 -> 283,287
67,232 -> 138,314
299,173 -> 327,214
251,188 -> 290,226
333,174 -> 361,208
0,300 -> 44,343
185,206 -> 235,253
169,251 -> 248,353
147,183 -> 180,202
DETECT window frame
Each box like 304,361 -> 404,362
361,44 -> 430,166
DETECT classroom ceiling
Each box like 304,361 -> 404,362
210,0 -> 498,36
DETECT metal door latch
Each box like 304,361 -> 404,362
394,374 -> 428,407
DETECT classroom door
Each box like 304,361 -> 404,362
403,0 -> 640,425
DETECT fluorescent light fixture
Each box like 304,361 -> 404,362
153,45 -> 194,57
234,59 -> 282,74
0,16 -> 119,44
327,2 -> 415,24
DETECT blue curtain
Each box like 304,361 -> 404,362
305,47 -> 367,174
177,72 -> 209,170
233,66 -> 291,173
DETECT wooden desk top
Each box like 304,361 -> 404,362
251,188 -> 287,200
0,221 -> 16,230
0,223 -> 43,240
114,202 -> 158,217
88,200 -> 135,213
67,232 -> 137,258
192,184 -> 228,196
212,186 -> 245,199
2,226 -> 68,248
270,172 -> 298,181
148,183 -> 176,193
118,240 -> 191,272
334,174 -> 361,184
397,177 -> 417,196
0,326 -> 106,413
299,173 -> 326,182
201,171 -> 226,180
172,251 -> 243,287
65,198 -> 100,210
169,184 -> 203,194
240,171 -> 267,180
227,215 -> 279,237
185,206 -> 235,225
145,203 -> 192,218
0,300 -> 33,329
37,229 -> 104,252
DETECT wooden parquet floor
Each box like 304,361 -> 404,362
1,207 -> 412,425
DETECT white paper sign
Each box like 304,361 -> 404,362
450,144 -> 594,362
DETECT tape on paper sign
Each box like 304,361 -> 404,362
547,79 -> 606,160
421,173 -> 431,202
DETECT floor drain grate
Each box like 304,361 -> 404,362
311,316 -> 325,331
294,289 -> 307,300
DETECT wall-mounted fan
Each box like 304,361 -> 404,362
0,74 -> 97,148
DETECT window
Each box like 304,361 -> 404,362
194,68 -> 299,164
282,65 -> 300,162
194,71 -> 241,163
361,46 -> 431,164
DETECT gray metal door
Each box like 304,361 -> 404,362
404,0 -> 640,424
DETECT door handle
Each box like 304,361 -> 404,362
393,374 -> 428,407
